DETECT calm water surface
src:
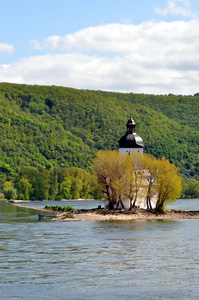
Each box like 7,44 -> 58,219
17,199 -> 104,210
1,199 -> 199,300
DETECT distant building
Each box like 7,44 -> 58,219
117,115 -> 157,209
119,115 -> 144,155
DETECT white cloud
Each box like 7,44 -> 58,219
0,43 -> 14,54
31,35 -> 61,50
30,21 -> 199,56
155,0 -> 197,18
121,18 -> 132,24
2,20 -> 199,95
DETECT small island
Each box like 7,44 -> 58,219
52,208 -> 199,221
51,207 -> 199,221
11,201 -> 199,221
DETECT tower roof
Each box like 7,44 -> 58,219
119,115 -> 144,149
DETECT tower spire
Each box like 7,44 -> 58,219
126,114 -> 136,134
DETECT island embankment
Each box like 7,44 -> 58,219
10,201 -> 199,221
53,209 -> 199,221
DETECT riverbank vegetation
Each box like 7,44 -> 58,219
2,166 -> 102,201
0,82 -> 198,198
181,178 -> 199,199
45,205 -> 74,212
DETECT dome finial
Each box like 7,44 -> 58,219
127,114 -> 135,126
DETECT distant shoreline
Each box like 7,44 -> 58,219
10,201 -> 199,221
13,199 -> 97,203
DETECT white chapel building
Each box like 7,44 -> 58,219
117,115 -> 157,209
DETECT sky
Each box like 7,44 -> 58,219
1,0 -> 199,95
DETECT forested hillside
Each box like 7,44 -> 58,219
0,82 -> 198,182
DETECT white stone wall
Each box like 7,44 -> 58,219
122,194 -> 157,209
119,148 -> 143,155
104,195 -> 157,210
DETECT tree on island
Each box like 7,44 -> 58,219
92,150 -> 182,212
155,157 -> 182,212
142,155 -> 159,210
92,150 -> 122,209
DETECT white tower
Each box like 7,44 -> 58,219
119,115 -> 144,155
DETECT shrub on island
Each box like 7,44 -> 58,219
45,205 -> 74,212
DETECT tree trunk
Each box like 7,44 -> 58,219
132,190 -> 138,208
105,185 -> 114,210
129,198 -> 133,210
155,198 -> 164,212
146,195 -> 152,210
117,195 -> 124,209
146,185 -> 153,210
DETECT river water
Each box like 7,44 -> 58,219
1,199 -> 199,300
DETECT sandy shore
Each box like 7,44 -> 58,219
11,201 -> 199,221
62,210 -> 199,221
53,209 -> 199,221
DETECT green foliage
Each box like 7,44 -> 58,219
55,166 -> 99,200
48,168 -> 58,199
64,213 -> 74,218
3,181 -> 12,189
0,82 -> 198,185
19,167 -> 49,200
59,178 -> 72,199
45,205 -> 74,212
155,157 -> 182,212
16,178 -> 33,200
71,177 -> 82,199
181,178 -> 199,198
12,165 -> 100,200
0,163 -> 15,185
3,181 -> 17,200
3,187 -> 17,200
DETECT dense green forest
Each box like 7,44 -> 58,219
0,82 -> 198,192
2,166 -> 101,201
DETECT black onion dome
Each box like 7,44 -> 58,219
119,133 -> 144,148
119,115 -> 144,148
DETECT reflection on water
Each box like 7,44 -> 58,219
1,200 -> 199,300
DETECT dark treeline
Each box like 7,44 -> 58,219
3,166 -> 102,201
0,82 -> 198,195
181,178 -> 199,199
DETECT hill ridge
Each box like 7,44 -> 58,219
0,82 -> 198,180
